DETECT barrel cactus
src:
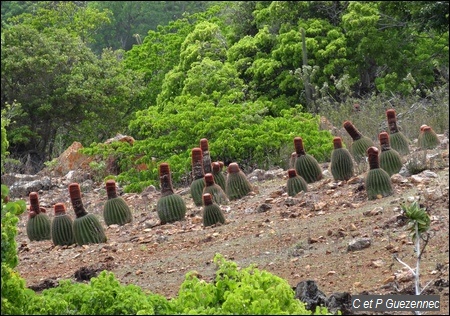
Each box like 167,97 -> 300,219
286,169 -> 308,197
26,192 -> 51,241
200,138 -> 213,174
343,120 -> 375,162
378,132 -> 403,176
202,193 -> 226,227
51,203 -> 75,246
190,147 -> 206,206
103,179 -> 132,226
212,161 -> 226,191
365,147 -> 394,200
293,137 -> 323,183
203,173 -> 229,205
156,163 -> 186,224
226,162 -> 254,200
69,183 -> 107,246
418,125 -> 440,150
386,109 -> 410,155
330,137 -> 355,181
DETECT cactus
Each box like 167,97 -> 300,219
51,203 -> 75,246
293,137 -> 323,183
26,192 -> 51,241
190,147 -> 206,206
418,125 -> 440,150
289,152 -> 297,169
378,132 -> 403,176
343,120 -> 375,162
286,169 -> 308,197
365,147 -> 394,200
69,183 -> 107,246
226,162 -> 254,200
330,137 -> 355,181
212,161 -> 226,191
103,179 -> 132,226
386,109 -> 410,155
202,193 -> 226,227
203,173 -> 229,205
200,138 -> 213,174
156,163 -> 186,224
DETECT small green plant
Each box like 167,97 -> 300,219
378,132 -> 403,176
293,137 -> 323,183
26,192 -> 51,242
156,163 -> 186,224
286,169 -> 308,197
202,193 -> 226,227
225,162 -> 254,200
365,147 -> 394,200
51,203 -> 75,246
343,120 -> 375,163
103,179 -> 133,226
329,137 -> 355,181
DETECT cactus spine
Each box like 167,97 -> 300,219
225,162 -> 254,200
51,203 -> 75,246
293,137 -> 323,183
69,183 -> 107,246
418,125 -> 440,150
202,193 -> 226,227
386,109 -> 410,155
343,120 -> 375,162
212,161 -> 226,191
156,163 -> 186,224
286,169 -> 308,197
26,192 -> 51,241
330,137 -> 355,181
103,179 -> 132,226
200,138 -> 213,174
190,147 -> 206,206
203,173 -> 229,205
378,132 -> 402,176
365,147 -> 394,200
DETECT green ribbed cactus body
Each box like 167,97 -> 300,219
212,173 -> 226,192
365,169 -> 394,200
156,194 -> 187,224
286,171 -> 308,197
73,214 -> 107,246
51,214 -> 75,246
330,148 -> 354,181
294,154 -> 323,184
351,137 -> 374,162
226,163 -> 253,201
26,213 -> 51,241
103,197 -> 132,226
190,178 -> 205,206
379,149 -> 402,176
389,132 -> 410,155
203,203 -> 226,227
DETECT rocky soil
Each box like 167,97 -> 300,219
7,140 -> 450,315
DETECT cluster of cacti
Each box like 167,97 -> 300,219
203,173 -> 229,205
211,161 -> 226,191
286,169 -> 308,197
69,183 -> 107,246
26,192 -> 51,241
202,193 -> 226,227
51,203 -> 75,246
343,120 -> 375,162
386,109 -> 410,155
225,162 -> 254,200
103,179 -> 133,226
330,137 -> 355,181
190,147 -> 206,206
200,138 -> 213,174
156,163 -> 186,224
293,137 -> 323,183
418,125 -> 440,150
378,132 -> 403,176
365,147 -> 394,200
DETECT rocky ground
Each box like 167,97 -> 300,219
7,140 -> 449,315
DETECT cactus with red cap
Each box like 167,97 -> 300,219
386,109 -> 410,155
330,137 -> 355,181
200,138 -> 213,174
51,203 -> 75,246
293,137 -> 323,183
156,163 -> 186,224
203,173 -> 229,205
226,162 -> 254,200
365,147 -> 394,200
212,161 -> 226,191
190,147 -> 206,206
69,183 -> 107,246
103,179 -> 132,226
202,193 -> 226,227
418,125 -> 440,150
286,169 -> 308,197
378,132 -> 402,176
343,120 -> 375,162
26,192 -> 51,241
